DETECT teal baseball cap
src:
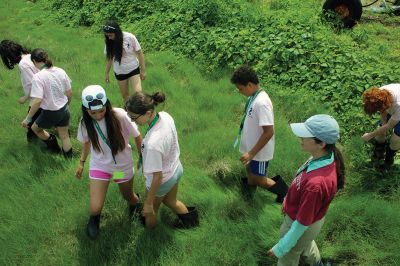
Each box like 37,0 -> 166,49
290,114 -> 340,144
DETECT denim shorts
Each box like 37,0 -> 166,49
149,162 -> 183,198
249,160 -> 269,176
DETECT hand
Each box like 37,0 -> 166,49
143,202 -> 154,216
267,249 -> 276,258
21,117 -> 31,128
361,132 -> 373,142
105,73 -> 110,83
240,152 -> 254,165
18,95 -> 28,104
75,165 -> 84,179
140,72 -> 146,81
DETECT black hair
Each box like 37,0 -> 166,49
314,138 -> 345,190
81,100 -> 125,156
230,65 -> 259,86
125,92 -> 166,115
0,40 -> 30,69
103,20 -> 124,64
31,48 -> 53,68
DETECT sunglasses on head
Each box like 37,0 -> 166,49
85,93 -> 104,102
103,25 -> 116,31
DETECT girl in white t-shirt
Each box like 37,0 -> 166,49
125,92 -> 199,229
103,20 -> 146,102
21,48 -> 72,157
75,85 -> 143,240
0,40 -> 41,142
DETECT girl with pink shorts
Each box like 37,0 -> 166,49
75,85 -> 142,240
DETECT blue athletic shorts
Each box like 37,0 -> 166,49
147,162 -> 183,198
249,160 -> 269,176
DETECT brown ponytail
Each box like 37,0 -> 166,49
31,48 -> 53,68
125,91 -> 166,115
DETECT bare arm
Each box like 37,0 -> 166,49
75,141 -> 91,179
21,98 -> 42,128
137,50 -> 146,80
66,89 -> 72,104
105,58 -> 113,83
362,119 -> 398,141
240,125 -> 274,165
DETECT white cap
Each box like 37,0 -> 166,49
82,85 -> 107,110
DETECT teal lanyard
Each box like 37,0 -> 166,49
234,89 -> 263,148
94,121 -> 117,164
139,113 -> 160,167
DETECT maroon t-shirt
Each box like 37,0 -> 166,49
283,161 -> 338,226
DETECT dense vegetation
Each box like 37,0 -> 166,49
0,0 -> 399,265
42,0 -> 400,139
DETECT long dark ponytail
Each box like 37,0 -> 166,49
81,101 -> 125,156
0,40 -> 30,69
31,48 -> 53,68
104,21 -> 123,64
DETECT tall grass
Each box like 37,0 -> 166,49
0,1 -> 399,265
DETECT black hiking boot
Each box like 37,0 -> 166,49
129,194 -> 143,219
380,145 -> 398,170
240,177 -> 257,200
372,141 -> 386,162
62,148 -> 73,159
86,214 -> 101,240
174,207 -> 199,229
43,134 -> 61,153
26,128 -> 38,142
267,175 -> 288,203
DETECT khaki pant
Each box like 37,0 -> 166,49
277,215 -> 325,266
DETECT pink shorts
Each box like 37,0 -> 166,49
89,169 -> 133,184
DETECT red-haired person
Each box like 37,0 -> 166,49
362,84 -> 400,170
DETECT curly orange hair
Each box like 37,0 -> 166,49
362,87 -> 393,115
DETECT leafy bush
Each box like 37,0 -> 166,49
40,0 -> 400,141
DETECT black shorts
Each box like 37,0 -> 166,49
35,104 -> 70,129
27,107 -> 42,128
114,67 -> 140,81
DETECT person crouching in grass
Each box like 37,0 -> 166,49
230,65 -> 288,203
75,85 -> 142,240
125,92 -> 199,229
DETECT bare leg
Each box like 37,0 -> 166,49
144,192 -> 163,229
389,133 -> 400,150
89,179 -> 110,215
118,178 -> 140,205
162,183 -> 188,214
56,126 -> 72,151
31,123 -> 50,140
128,74 -> 142,93
117,79 -> 130,103
246,166 -> 275,189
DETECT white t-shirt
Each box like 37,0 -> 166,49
77,108 -> 141,173
142,111 -> 181,189
381,84 -> 400,122
104,32 -> 141,75
18,54 -> 38,99
30,67 -> 71,111
240,90 -> 275,161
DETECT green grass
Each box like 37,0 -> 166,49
0,0 -> 399,265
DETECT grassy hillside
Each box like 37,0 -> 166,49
0,0 -> 399,265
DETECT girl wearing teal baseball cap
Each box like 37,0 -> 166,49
267,114 -> 345,266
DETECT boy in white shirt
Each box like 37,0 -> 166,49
231,65 -> 288,202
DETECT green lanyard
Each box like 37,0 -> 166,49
94,121 -> 117,164
139,113 -> 160,167
234,89 -> 263,148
